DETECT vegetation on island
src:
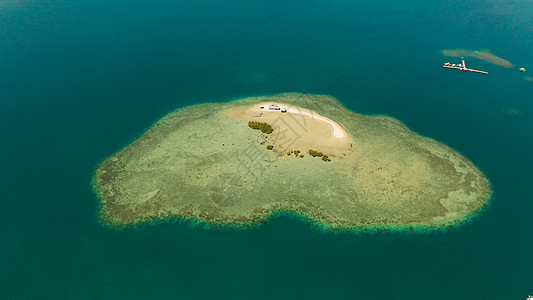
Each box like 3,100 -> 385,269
285,149 -> 330,161
308,149 -> 331,162
287,150 -> 301,157
248,121 -> 274,134
287,150 -> 305,158
308,149 -> 324,157
266,145 -> 274,150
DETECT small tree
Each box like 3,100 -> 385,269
248,121 -> 274,134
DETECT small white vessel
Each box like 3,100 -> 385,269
526,295 -> 533,300
519,67 -> 526,72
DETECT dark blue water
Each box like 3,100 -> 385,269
1,0 -> 532,298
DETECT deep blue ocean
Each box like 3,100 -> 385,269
1,0 -> 532,298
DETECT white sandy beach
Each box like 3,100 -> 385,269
224,102 -> 352,155
257,103 -> 347,138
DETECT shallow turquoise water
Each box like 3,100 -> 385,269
1,0 -> 532,298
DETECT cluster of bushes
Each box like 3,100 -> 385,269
287,150 -> 304,158
248,121 -> 273,134
308,149 -> 324,157
308,149 -> 331,162
266,145 -> 274,150
287,149 -> 301,156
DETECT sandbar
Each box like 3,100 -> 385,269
442,49 -> 514,68
223,102 -> 351,156
257,102 -> 347,138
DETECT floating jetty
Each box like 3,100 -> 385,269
443,57 -> 488,74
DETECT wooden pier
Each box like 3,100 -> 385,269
443,57 -> 488,74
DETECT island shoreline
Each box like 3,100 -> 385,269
92,93 -> 492,231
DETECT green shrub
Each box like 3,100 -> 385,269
308,149 -> 330,161
299,155 -> 304,158
308,149 -> 324,157
248,121 -> 274,134
266,145 -> 274,150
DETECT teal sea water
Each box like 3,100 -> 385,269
1,0 -> 532,298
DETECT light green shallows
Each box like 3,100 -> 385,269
93,93 -> 491,229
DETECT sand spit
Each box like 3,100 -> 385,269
224,102 -> 352,156
93,93 -> 491,229
442,49 -> 514,68
258,102 -> 347,138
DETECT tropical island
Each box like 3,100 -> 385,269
92,93 -> 491,230
442,49 -> 513,68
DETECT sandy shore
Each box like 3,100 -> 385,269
257,102 -> 347,138
224,101 -> 352,155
